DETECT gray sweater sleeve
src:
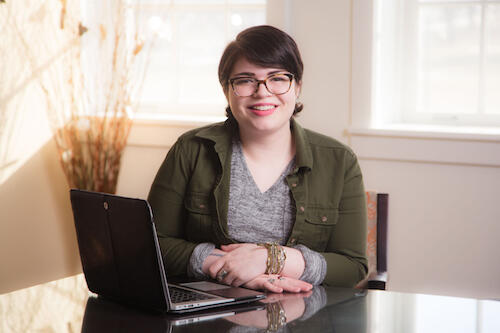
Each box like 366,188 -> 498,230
187,242 -> 215,279
294,244 -> 327,285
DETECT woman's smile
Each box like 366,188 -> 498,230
248,103 -> 279,116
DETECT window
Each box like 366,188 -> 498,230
131,0 -> 266,119
372,0 -> 500,129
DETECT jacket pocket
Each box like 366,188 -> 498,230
184,193 -> 213,242
300,207 -> 338,252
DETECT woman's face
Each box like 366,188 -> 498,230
225,57 -> 301,136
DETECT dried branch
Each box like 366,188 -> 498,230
36,0 -> 153,193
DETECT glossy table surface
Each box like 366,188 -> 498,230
1,274 -> 499,333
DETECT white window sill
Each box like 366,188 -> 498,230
131,113 -> 226,127
349,124 -> 500,142
127,114 -> 226,148
347,125 -> 500,168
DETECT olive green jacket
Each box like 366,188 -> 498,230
148,119 -> 368,287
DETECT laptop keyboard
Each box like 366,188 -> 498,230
168,286 -> 217,303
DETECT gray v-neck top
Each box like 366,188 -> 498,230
226,139 -> 296,244
187,139 -> 326,285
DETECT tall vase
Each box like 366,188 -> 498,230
54,115 -> 132,194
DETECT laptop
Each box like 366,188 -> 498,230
69,189 -> 265,313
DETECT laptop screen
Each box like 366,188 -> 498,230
70,189 -> 170,312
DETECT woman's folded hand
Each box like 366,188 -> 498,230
207,243 -> 267,286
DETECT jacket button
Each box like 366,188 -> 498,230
299,206 -> 305,212
291,183 -> 297,187
321,216 -> 327,222
290,238 -> 297,245
199,204 -> 205,209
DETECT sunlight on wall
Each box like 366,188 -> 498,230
0,1 -> 58,186
0,0 -> 81,293
0,85 -> 52,186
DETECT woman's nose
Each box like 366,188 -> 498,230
253,81 -> 272,97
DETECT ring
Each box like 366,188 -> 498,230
278,276 -> 285,281
217,269 -> 228,281
268,278 -> 276,284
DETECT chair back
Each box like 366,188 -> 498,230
357,191 -> 389,289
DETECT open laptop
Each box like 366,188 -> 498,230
69,189 -> 265,313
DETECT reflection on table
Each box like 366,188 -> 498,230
80,286 -> 365,333
0,274 -> 499,333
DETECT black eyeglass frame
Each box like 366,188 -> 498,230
228,73 -> 295,97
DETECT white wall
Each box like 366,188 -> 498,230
359,158 -> 500,299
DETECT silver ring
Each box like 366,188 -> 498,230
217,269 -> 228,281
278,276 -> 285,281
268,278 -> 276,284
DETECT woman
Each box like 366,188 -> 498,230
148,25 -> 367,293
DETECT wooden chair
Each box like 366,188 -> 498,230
356,191 -> 389,290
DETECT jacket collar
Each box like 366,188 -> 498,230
291,118 -> 313,170
195,119 -> 236,155
195,118 -> 313,170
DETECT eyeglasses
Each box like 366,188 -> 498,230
228,73 -> 294,97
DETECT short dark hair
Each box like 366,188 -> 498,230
218,25 -> 304,118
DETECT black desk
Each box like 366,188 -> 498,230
1,274 -> 499,332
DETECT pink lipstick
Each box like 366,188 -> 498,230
248,103 -> 278,116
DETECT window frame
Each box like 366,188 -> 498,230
352,0 -> 500,132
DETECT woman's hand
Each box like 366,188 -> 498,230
243,274 -> 312,293
207,243 -> 267,286
201,248 -> 228,274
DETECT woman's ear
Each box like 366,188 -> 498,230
223,85 -> 230,100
